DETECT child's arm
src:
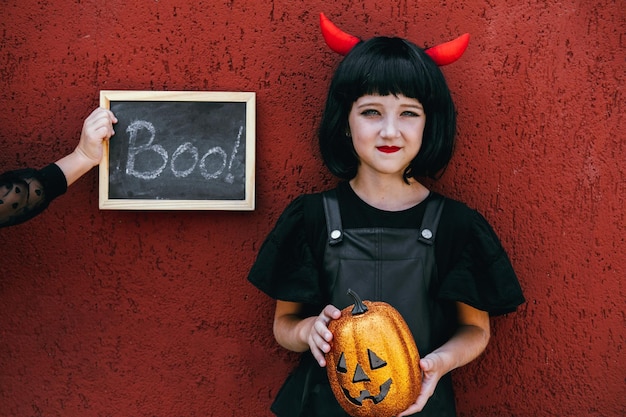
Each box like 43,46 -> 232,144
273,300 -> 341,367
54,107 -> 117,186
398,302 -> 490,416
0,108 -> 117,228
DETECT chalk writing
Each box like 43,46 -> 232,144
124,120 -> 243,183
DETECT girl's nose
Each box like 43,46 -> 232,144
380,117 -> 400,138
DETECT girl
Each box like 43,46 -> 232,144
248,33 -> 524,417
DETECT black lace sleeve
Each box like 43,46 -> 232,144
0,163 -> 67,228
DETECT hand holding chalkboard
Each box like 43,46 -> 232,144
99,91 -> 255,210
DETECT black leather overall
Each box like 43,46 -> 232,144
271,190 -> 457,417
323,189 -> 445,355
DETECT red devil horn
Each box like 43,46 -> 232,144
320,12 -> 360,55
425,33 -> 470,66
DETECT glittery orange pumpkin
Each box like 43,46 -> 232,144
326,289 -> 421,417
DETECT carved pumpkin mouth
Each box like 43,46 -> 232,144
341,378 -> 393,406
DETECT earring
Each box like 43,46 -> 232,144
345,130 -> 351,138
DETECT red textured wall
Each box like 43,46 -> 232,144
1,1 -> 624,416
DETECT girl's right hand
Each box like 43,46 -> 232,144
307,304 -> 341,367
76,107 -> 118,166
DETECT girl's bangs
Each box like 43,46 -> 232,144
348,53 -> 429,103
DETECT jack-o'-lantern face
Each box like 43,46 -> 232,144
326,290 -> 421,417
335,349 -> 392,406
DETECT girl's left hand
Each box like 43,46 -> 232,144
396,353 -> 446,416
396,302 -> 490,416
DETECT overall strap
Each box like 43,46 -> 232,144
418,193 -> 446,245
322,189 -> 343,246
323,189 -> 446,246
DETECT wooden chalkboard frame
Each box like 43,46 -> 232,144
99,90 -> 255,210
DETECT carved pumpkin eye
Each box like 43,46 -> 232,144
368,349 -> 387,370
337,352 -> 348,373
336,349 -> 388,382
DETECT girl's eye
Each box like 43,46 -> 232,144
361,109 -> 380,116
401,110 -> 421,117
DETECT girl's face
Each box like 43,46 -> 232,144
348,94 -> 426,179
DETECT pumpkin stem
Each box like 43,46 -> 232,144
347,289 -> 368,315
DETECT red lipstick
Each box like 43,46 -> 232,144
377,146 -> 400,153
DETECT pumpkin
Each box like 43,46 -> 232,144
326,289 -> 421,417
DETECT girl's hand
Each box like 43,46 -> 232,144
397,302 -> 490,416
75,107 -> 118,166
272,301 -> 341,366
307,304 -> 341,367
396,353 -> 446,416
55,107 -> 118,186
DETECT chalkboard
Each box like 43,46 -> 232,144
99,91 -> 255,210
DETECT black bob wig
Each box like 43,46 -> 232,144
318,36 -> 457,181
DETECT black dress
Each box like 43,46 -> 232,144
248,182 -> 525,416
